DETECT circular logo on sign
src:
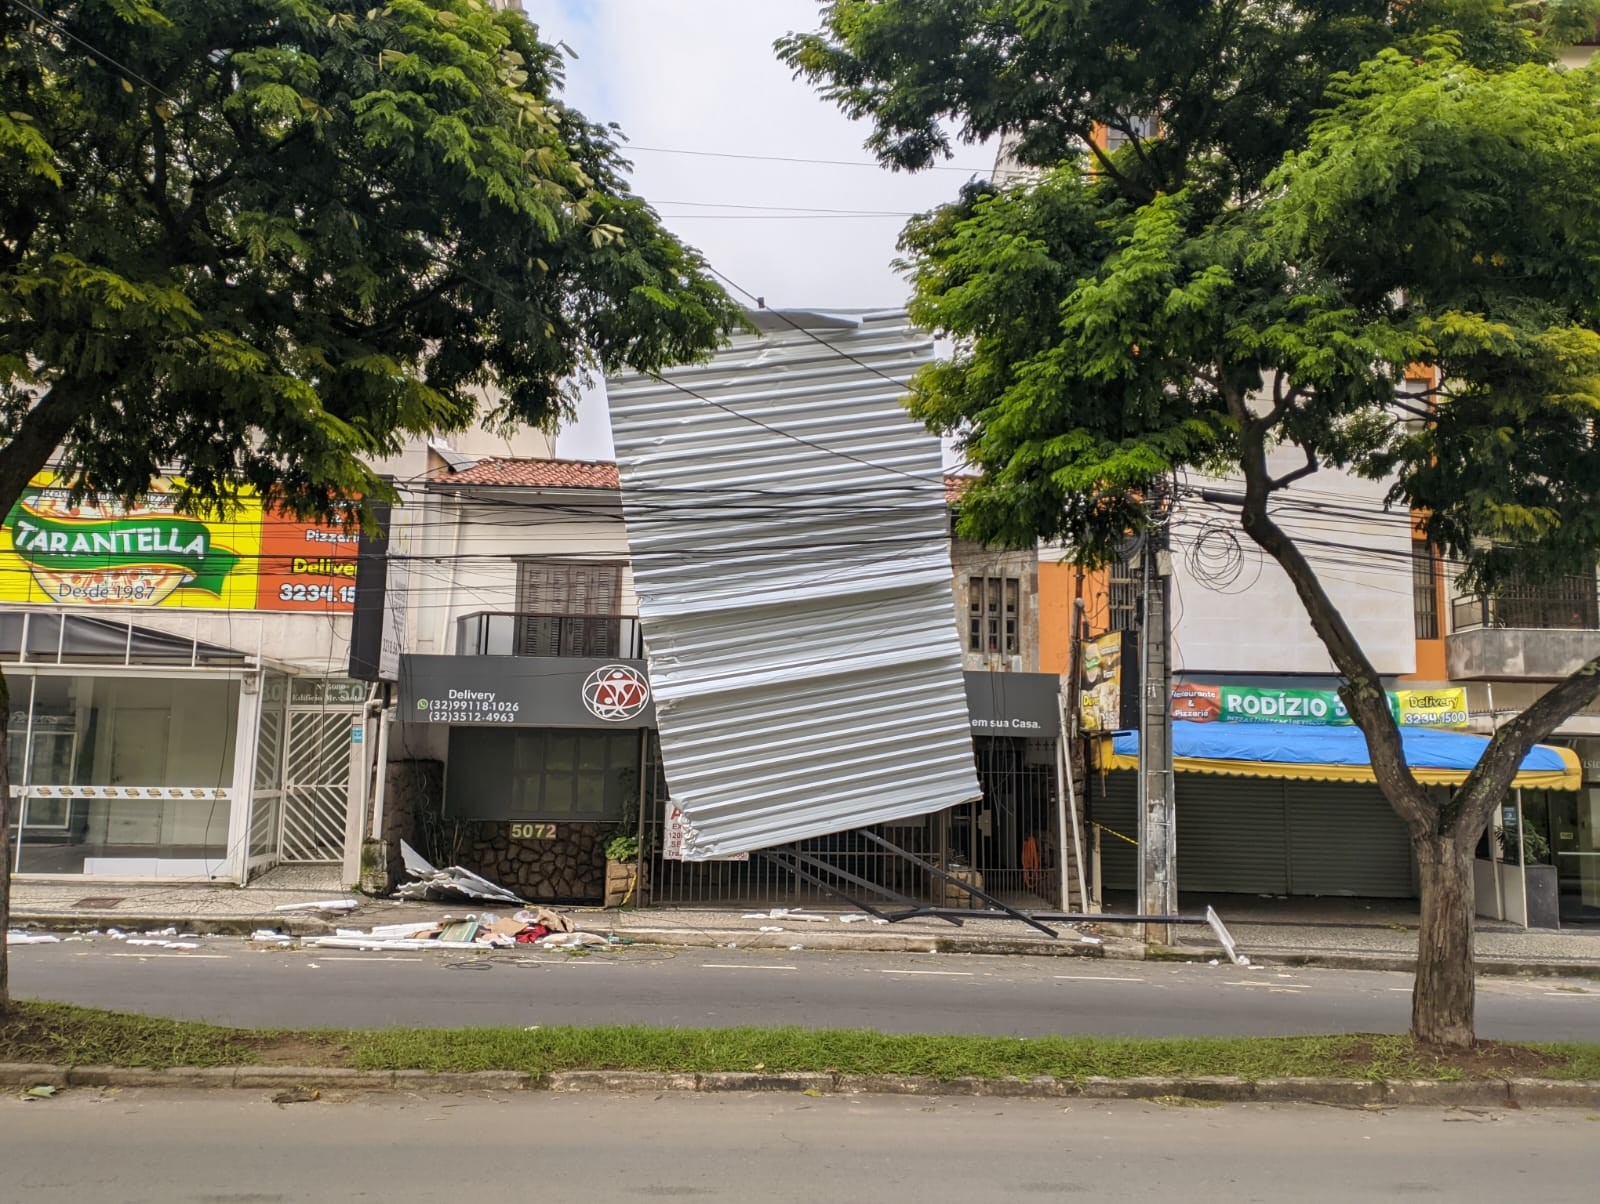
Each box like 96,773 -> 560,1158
581,664 -> 651,722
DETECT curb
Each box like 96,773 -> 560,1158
3,1062 -> 1596,1106
1154,943 -> 1600,980
9,913 -> 344,938
16,912 -> 1599,976
1254,952 -> 1600,980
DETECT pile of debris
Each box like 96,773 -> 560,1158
306,908 -> 611,952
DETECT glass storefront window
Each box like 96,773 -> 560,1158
446,726 -> 638,822
11,673 -> 241,875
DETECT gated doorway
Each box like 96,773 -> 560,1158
248,677 -> 364,869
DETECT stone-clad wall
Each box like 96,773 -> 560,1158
456,821 -> 607,903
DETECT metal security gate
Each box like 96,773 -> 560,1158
1091,771 -> 1415,899
279,710 -> 353,862
275,681 -> 364,864
1177,778 -> 1290,895
246,677 -> 288,873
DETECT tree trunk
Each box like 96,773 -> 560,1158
0,665 -> 11,1011
1411,832 -> 1476,1049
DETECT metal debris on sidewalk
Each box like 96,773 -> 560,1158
305,907 -> 593,952
393,840 -> 524,904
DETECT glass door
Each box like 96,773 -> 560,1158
1549,785 -> 1600,926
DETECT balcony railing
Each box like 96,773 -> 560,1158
1451,575 -> 1600,633
456,612 -> 644,659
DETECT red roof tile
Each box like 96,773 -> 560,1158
430,458 -> 620,490
944,473 -> 977,504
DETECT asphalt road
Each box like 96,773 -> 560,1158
4,1089 -> 1596,1203
10,938 -> 1600,1039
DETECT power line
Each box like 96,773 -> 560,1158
622,144 -> 989,174
653,200 -> 917,216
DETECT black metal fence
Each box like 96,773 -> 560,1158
1451,575 -> 1600,632
456,611 -> 645,658
639,735 -> 1064,910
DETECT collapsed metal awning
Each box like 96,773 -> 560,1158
605,310 -> 981,858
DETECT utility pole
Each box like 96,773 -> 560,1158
1138,510 -> 1177,943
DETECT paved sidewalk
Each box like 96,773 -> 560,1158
1176,918 -> 1600,971
11,878 -> 1600,973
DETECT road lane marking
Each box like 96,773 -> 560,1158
108,953 -> 230,960
1054,975 -> 1146,983
1224,980 -> 1309,990
700,963 -> 797,971
319,956 -> 424,963
880,969 -> 974,977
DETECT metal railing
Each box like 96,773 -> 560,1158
455,612 -> 644,659
1451,575 -> 1600,633
639,735 -> 1064,910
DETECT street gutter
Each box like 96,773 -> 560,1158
3,1062 -> 1598,1107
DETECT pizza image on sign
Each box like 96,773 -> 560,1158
6,480 -> 241,607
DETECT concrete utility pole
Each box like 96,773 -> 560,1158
1138,516 -> 1177,942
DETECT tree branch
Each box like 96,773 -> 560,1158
1446,654 -> 1600,841
1221,375 -> 1433,833
1266,444 -> 1318,492
0,380 -> 96,516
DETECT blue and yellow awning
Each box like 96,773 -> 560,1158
1094,721 -> 1581,791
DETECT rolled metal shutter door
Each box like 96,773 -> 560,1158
1090,772 -> 1139,892
1175,777 -> 1289,895
1286,782 -> 1414,897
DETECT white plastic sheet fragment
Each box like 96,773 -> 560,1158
5,931 -> 61,945
274,899 -> 359,913
606,310 -> 981,857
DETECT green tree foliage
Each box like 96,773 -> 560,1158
783,0 -> 1600,1047
0,0 -> 738,517
0,0 -> 738,1009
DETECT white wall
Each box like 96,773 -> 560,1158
1171,454 -> 1417,676
402,486 -> 633,656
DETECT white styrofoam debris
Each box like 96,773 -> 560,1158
336,922 -> 441,941
537,932 -> 610,949
758,926 -> 786,933
5,931 -> 61,945
839,914 -> 869,923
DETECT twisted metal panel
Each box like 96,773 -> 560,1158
606,310 -> 980,858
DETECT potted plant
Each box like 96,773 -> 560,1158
604,832 -> 643,908
1499,825 -> 1560,929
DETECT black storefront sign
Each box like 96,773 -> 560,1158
963,671 -> 1061,738
399,653 -> 657,729
402,654 -> 1055,738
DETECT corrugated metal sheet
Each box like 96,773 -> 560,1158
604,310 -> 981,858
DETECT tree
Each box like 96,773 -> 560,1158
782,0 -> 1600,1048
0,0 -> 738,1008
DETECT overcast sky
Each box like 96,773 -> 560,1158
539,0 -> 994,459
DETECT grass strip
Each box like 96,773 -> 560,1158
5,1002 -> 1599,1082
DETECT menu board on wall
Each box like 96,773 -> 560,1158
0,473 -> 357,613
